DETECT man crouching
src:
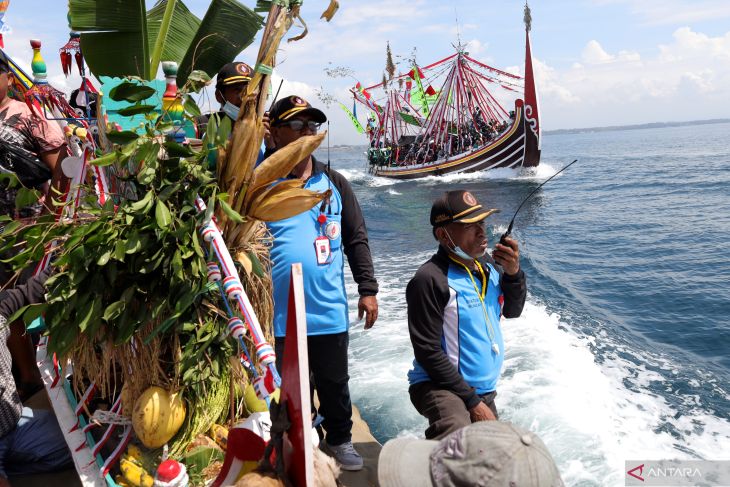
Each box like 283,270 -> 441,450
406,190 -> 526,440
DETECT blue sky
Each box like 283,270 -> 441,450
3,0 -> 729,145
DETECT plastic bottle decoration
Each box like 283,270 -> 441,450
206,262 -> 222,282
154,459 -> 189,487
30,39 -> 47,83
24,39 -> 71,116
255,343 -> 276,366
201,222 -> 217,242
227,317 -> 247,339
161,61 -> 185,142
222,276 -> 244,300
252,372 -> 277,401
0,1 -> 10,49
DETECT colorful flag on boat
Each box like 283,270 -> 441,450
339,102 -> 364,134
409,64 -> 437,117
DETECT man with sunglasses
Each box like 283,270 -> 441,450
266,96 -> 379,471
405,190 -> 526,440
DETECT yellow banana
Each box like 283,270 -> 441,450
209,423 -> 229,450
120,458 -> 154,487
124,444 -> 144,467
115,475 -> 133,487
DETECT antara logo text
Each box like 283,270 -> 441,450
627,463 -> 703,482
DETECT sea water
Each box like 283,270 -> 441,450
317,121 -> 730,486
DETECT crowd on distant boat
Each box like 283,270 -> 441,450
367,109 -> 515,167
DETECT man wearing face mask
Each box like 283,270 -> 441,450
405,190 -> 526,440
195,62 -> 273,150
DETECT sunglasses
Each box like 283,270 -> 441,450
277,119 -> 321,132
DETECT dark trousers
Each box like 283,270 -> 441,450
275,331 -> 353,446
409,381 -> 498,440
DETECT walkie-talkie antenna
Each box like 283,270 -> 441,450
270,79 -> 284,107
500,159 -> 578,242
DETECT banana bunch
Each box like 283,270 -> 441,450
119,445 -> 154,487
209,423 -> 229,450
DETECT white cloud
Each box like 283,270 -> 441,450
336,0 -> 428,28
536,27 -> 730,129
582,40 -> 614,64
581,40 -> 640,65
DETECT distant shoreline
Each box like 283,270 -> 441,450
544,118 -> 730,135
326,119 -> 730,149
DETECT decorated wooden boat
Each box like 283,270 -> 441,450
350,4 -> 541,179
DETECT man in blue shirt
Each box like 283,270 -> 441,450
266,95 -> 379,471
406,190 -> 526,440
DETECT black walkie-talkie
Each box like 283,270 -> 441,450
499,159 -> 579,245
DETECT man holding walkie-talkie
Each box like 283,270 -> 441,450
405,190 -> 526,440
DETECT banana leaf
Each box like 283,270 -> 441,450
147,0 -> 201,72
178,0 -> 264,87
69,0 -> 151,79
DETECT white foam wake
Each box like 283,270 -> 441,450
338,162 -> 565,188
344,258 -> 730,486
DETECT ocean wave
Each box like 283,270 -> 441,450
344,261 -> 730,486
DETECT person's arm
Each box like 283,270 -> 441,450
407,270 -> 481,410
40,146 -> 68,203
330,170 -> 378,295
500,268 -> 526,318
0,267 -> 51,319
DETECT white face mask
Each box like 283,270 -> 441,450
222,101 -> 240,120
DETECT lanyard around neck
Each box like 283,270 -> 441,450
448,256 -> 500,354
448,256 -> 487,300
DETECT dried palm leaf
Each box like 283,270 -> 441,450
248,132 -> 326,196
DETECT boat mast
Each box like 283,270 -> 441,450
522,1 -> 541,166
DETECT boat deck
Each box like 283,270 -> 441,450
12,391 -> 382,487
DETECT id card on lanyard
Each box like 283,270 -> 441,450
314,212 -> 338,265
315,235 -> 331,264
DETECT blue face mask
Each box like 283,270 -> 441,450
222,101 -> 240,120
445,230 -> 484,260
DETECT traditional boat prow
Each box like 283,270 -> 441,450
351,3 -> 541,180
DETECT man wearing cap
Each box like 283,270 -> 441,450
406,190 -> 526,440
195,61 -> 272,145
195,62 -> 249,135
266,95 -> 379,471
378,421 -> 563,486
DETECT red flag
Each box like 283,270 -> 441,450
355,82 -> 371,100
425,85 -> 436,96
407,67 -> 425,80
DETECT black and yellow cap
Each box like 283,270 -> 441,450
430,190 -> 499,227
216,62 -> 253,88
269,95 -> 327,125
